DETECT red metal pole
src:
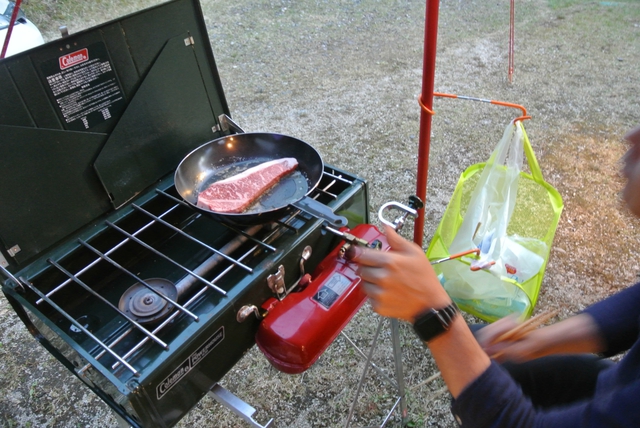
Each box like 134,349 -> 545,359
1,0 -> 23,59
413,0 -> 440,246
509,0 -> 515,83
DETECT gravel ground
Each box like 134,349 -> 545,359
2,0 -> 640,427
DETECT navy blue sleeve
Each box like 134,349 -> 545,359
538,380 -> 640,427
451,362 -> 536,428
452,361 -> 640,427
582,282 -> 640,355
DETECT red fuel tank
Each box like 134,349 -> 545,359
255,224 -> 388,374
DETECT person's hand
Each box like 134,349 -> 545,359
476,313 -> 604,363
474,314 -> 544,363
348,225 -> 451,322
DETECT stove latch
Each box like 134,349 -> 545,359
236,305 -> 263,323
266,265 -> 286,295
266,246 -> 313,299
237,246 -> 313,322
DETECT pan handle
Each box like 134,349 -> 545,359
291,197 -> 348,228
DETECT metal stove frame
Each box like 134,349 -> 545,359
2,164 -> 371,427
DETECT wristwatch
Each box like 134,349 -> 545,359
412,301 -> 459,343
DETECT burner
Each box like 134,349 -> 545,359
119,278 -> 177,324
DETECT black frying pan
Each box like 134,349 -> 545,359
174,133 -> 348,227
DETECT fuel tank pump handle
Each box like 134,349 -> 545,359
324,195 -> 423,257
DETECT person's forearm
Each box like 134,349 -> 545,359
427,317 -> 492,398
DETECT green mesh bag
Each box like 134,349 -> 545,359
426,121 -> 563,322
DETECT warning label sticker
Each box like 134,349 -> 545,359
40,42 -> 125,131
313,272 -> 352,309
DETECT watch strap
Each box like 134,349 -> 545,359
436,301 -> 459,325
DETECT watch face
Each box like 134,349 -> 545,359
413,310 -> 447,342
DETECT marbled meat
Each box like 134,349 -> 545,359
197,158 -> 299,213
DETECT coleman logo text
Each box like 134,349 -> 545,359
59,49 -> 89,70
156,327 -> 225,400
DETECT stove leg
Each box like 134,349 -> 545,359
345,316 -> 384,428
209,383 -> 274,428
390,318 -> 408,425
113,413 -> 132,428
343,317 -> 409,427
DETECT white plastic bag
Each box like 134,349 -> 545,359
444,121 -> 547,312
450,121 -> 523,261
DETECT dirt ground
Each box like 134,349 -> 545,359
1,0 -> 640,427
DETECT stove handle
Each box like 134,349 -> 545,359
209,384 -> 273,427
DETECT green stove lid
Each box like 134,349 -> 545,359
0,0 -> 231,269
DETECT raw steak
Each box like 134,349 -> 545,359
197,158 -> 299,213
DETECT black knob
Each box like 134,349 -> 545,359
408,195 -> 424,210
